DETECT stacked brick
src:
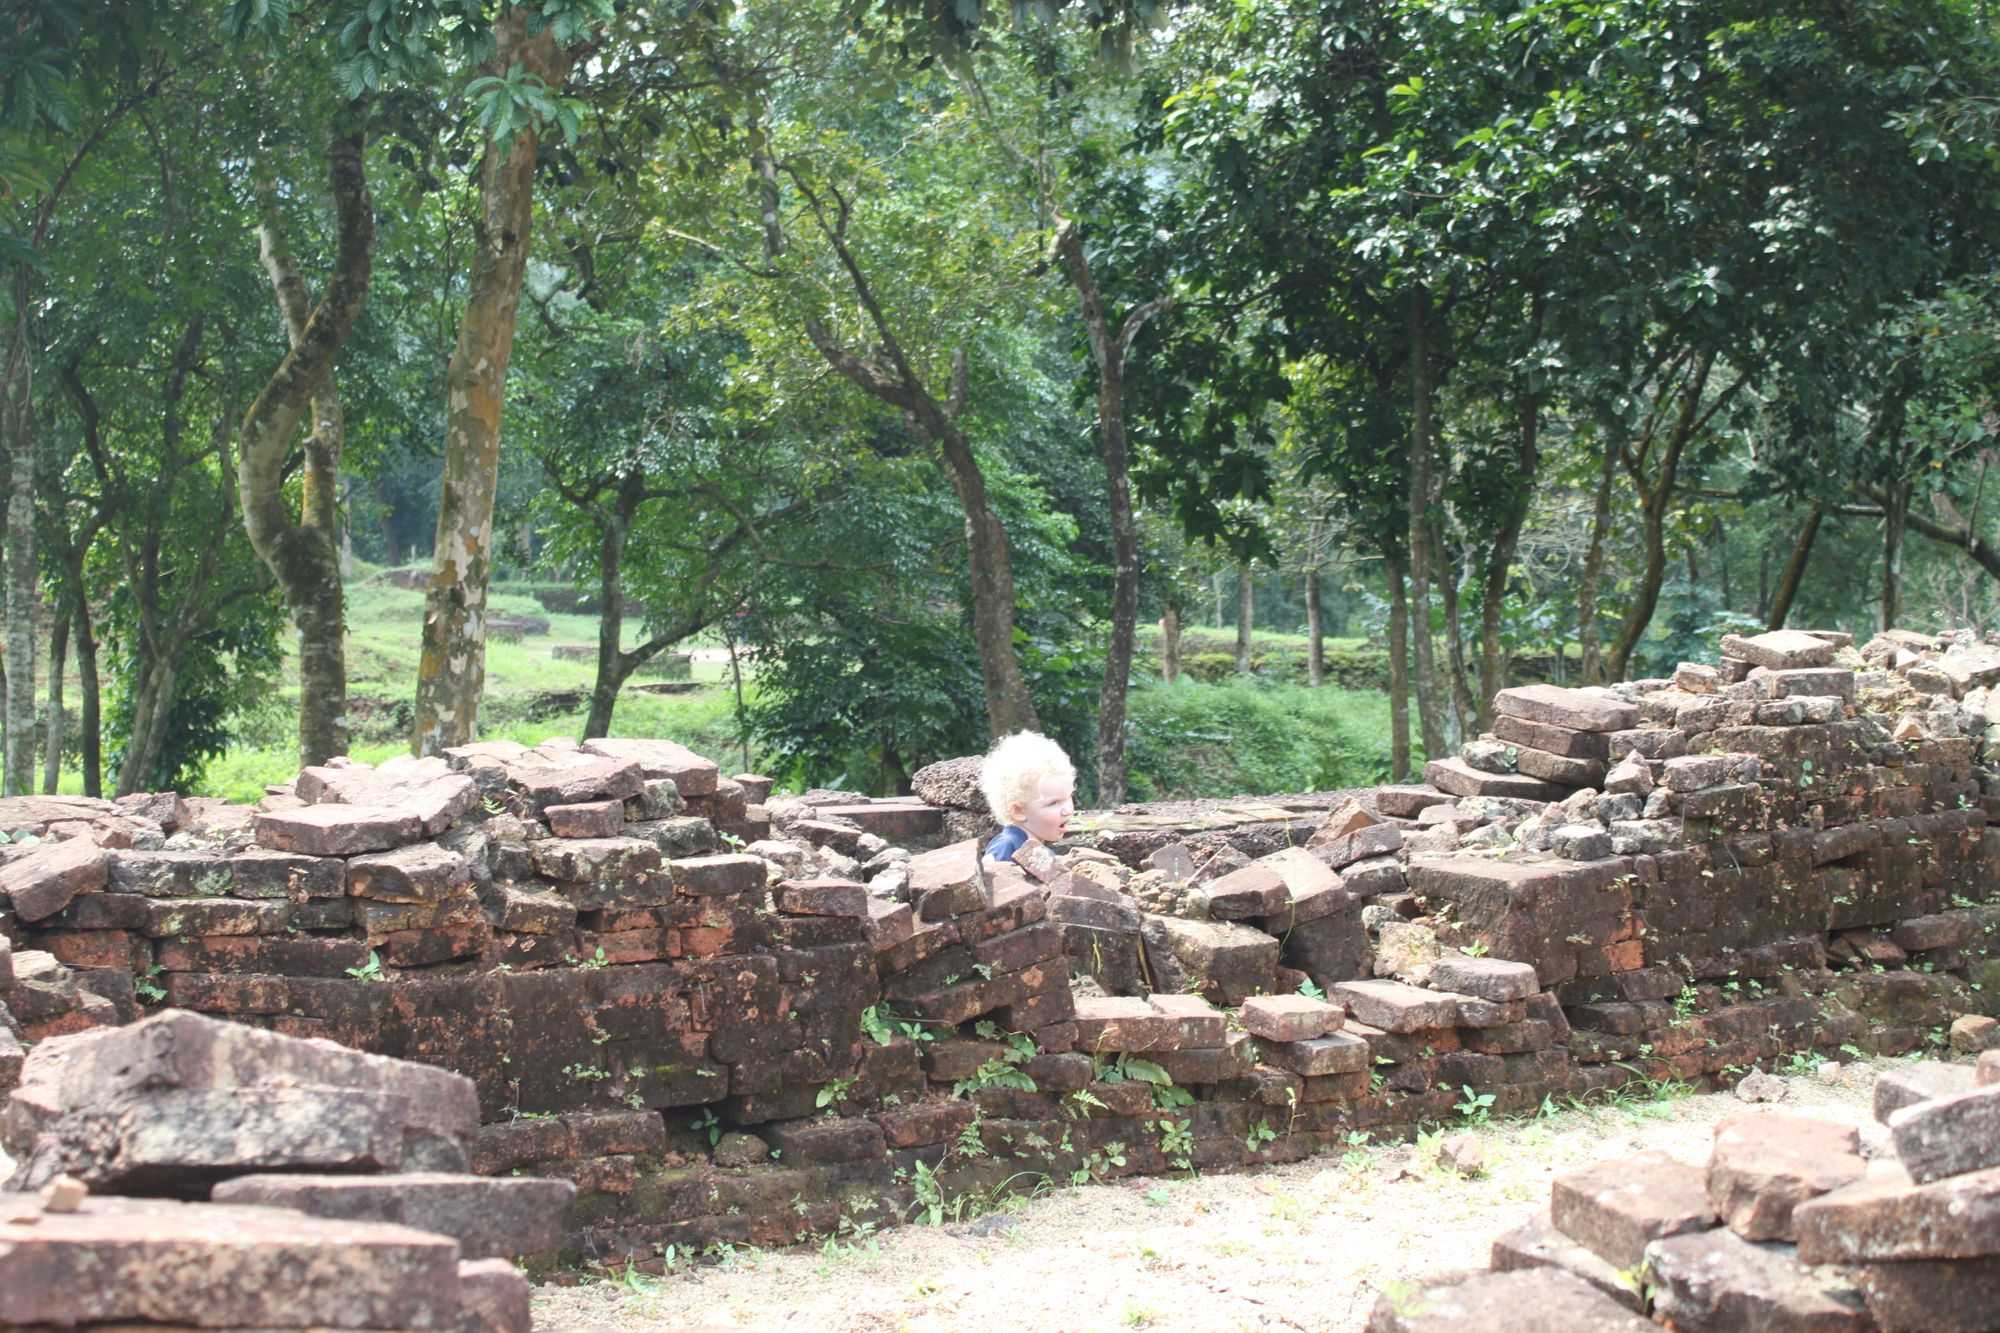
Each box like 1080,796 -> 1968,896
0,1009 -> 572,1332
1371,1052 -> 2000,1332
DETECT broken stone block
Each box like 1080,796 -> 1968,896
1753,666 -> 1857,701
345,842 -> 472,904
229,846 -> 344,900
253,804 -> 422,856
1516,748 -> 1607,788
1462,738 -> 1514,773
1888,1083 -> 2000,1183
545,799 -> 624,839
3,1009 -> 477,1191
1145,992 -> 1226,1046
211,1171 -> 576,1260
1493,715 -> 1611,760
1260,1031 -> 1370,1076
458,1257 -> 533,1333
1982,1050 -> 2000,1087
1237,993 -> 1343,1042
776,878 -> 868,917
578,736 -> 718,796
1071,996 -> 1179,1053
1950,1014 -> 1999,1053
0,836 -> 107,922
1493,683 -> 1641,733
1708,1113 -> 1866,1241
1720,630 -> 1840,670
1795,1162 -> 2000,1263
1645,1226 -> 1872,1332
1602,755 -> 1654,796
1675,662 -> 1722,693
1198,861 -> 1290,919
1427,955 -> 1538,1002
1334,978 -> 1460,1033
1422,757 -> 1571,802
1490,1212 -> 1644,1311
905,839 -> 988,920
1152,916 -> 1279,1006
1550,824 -> 1612,860
1872,1056 -> 1984,1120
0,1194 -> 462,1329
1373,784 -> 1451,818
1857,1255 -> 2000,1333
1551,1151 -> 1717,1268
1364,1266 -> 1652,1333
1437,1131 -> 1485,1176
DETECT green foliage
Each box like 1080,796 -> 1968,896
1123,676 -> 1398,800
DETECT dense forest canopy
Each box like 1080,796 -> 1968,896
0,0 -> 1996,801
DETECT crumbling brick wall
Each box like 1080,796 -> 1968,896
3,628 -> 1998,1270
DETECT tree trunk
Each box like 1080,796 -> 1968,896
582,505 -> 631,741
72,595 -> 99,797
1386,549 -> 1412,781
1305,545 -> 1325,689
42,604 -> 66,794
1407,284 -> 1444,759
241,129 -> 374,771
1235,562 -> 1254,674
1161,599 -> 1181,683
933,422 -> 1042,736
415,16 -> 574,754
1766,506 -> 1822,630
1479,316 -> 1541,716
1439,541 -> 1475,746
1579,443 -> 1614,684
1884,482 -> 1909,631
2,289 -> 36,796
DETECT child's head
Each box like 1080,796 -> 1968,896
980,732 -> 1077,843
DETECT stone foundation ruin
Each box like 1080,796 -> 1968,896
4,626 -> 2000,1327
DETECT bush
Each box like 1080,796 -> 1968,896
1122,677 -> 1401,801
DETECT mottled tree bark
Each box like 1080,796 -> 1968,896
1477,297 -> 1542,719
1161,599 -> 1181,683
1386,550 -> 1412,781
2,290 -> 36,796
1578,443 -> 1614,684
1234,562 -> 1254,674
72,596 -> 99,797
415,15 -> 576,754
1407,284 -> 1444,759
1883,482 -> 1909,631
241,128 -> 374,770
1304,538 -> 1325,689
1766,506 -> 1822,630
41,606 -> 65,794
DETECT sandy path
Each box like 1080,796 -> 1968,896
532,1062 -> 1890,1333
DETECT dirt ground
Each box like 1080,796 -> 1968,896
530,1061 -> 1895,1333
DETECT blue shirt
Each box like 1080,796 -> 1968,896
984,825 -> 1030,864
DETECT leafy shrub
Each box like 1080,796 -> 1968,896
1122,677 -> 1400,801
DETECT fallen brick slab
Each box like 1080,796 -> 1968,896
0,836 -> 107,922
1874,1060 -> 1977,1121
1490,1212 -> 1644,1312
1708,1113 -> 1866,1242
1493,684 -> 1640,734
1427,955 -> 1538,1002
252,804 -> 422,856
1364,1266 -> 1653,1332
211,1171 -> 576,1260
1151,916 -> 1279,1006
1334,979 -> 1460,1034
0,1193 -> 462,1329
1260,1032 -> 1369,1076
1720,630 -> 1839,670
459,1257 -> 533,1333
1071,996 -> 1179,1053
1889,1084 -> 2000,1183
1795,1163 -> 2000,1263
1646,1226 -> 1872,1332
1551,1151 -> 1717,1269
1422,757 -> 1572,802
1146,993 -> 1227,1047
580,737 -> 718,795
1237,993 -> 1343,1042
1857,1255 -> 2000,1333
346,842 -> 472,904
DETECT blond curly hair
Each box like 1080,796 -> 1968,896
979,732 -> 1075,824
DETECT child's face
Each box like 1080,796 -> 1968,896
1011,772 -> 1075,843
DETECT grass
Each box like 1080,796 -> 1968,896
1123,675 -> 1403,799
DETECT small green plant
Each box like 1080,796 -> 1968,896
1454,1085 -> 1496,1125
1245,1119 -> 1278,1154
692,1107 -> 723,1147
134,965 -> 167,1005
1154,1117 -> 1195,1173
816,1074 -> 860,1111
1297,976 -> 1327,1001
563,1063 -> 613,1082
1459,940 -> 1490,958
344,950 -> 384,982
581,946 -> 610,970
1144,1186 -> 1172,1207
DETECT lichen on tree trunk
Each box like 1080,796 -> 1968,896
2,297 -> 37,797
240,127 -> 374,770
415,16 -> 574,755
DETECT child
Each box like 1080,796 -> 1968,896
979,732 -> 1076,864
